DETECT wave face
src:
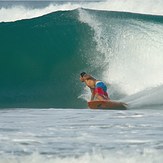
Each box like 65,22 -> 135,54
0,8 -> 163,108
0,10 -> 92,108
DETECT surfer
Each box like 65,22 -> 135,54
80,72 -> 110,101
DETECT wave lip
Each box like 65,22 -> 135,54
1,0 -> 163,22
0,3 -> 81,22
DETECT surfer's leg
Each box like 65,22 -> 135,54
94,87 -> 110,101
95,94 -> 109,101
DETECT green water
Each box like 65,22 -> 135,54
0,10 -> 95,108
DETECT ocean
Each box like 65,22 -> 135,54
0,0 -> 163,162
0,108 -> 163,163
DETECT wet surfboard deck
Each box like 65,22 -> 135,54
88,100 -> 127,110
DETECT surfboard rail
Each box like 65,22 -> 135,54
88,100 -> 127,110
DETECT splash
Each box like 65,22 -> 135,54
79,9 -> 163,96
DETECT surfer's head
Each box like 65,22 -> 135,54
80,72 -> 86,82
80,72 -> 87,78
80,72 -> 96,82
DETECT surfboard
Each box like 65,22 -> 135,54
88,100 -> 127,110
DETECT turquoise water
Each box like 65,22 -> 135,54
0,10 -> 91,108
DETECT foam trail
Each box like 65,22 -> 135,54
123,85 -> 163,109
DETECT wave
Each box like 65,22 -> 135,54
0,3 -> 81,22
0,8 -> 163,108
1,0 -> 163,22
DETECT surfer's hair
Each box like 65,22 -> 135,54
80,72 -> 87,77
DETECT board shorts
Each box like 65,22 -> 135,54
94,81 -> 109,100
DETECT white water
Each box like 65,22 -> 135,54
0,3 -> 80,22
1,0 -> 163,22
79,8 -> 163,101
0,108 -> 163,163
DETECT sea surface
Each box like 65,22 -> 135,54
0,0 -> 163,162
0,108 -> 163,163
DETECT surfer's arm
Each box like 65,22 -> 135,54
90,88 -> 95,101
